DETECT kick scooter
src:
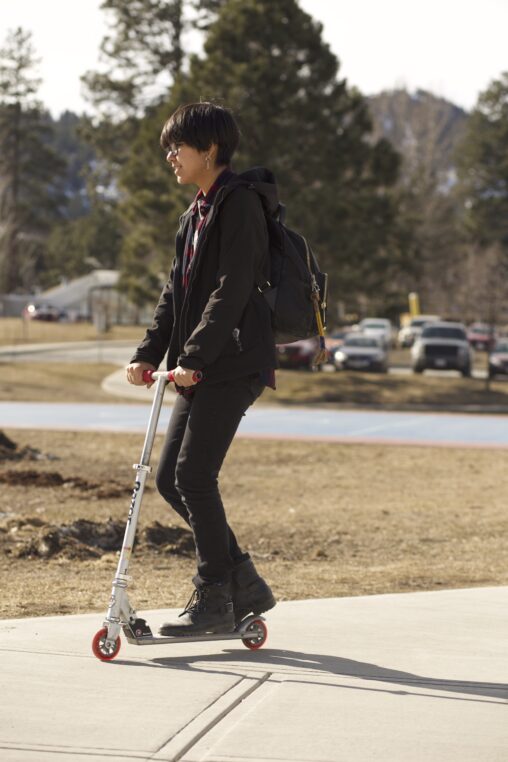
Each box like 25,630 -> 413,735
92,369 -> 268,661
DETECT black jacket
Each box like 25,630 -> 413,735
130,167 -> 278,382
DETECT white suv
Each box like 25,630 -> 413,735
411,322 -> 473,376
398,315 -> 440,348
358,318 -> 393,349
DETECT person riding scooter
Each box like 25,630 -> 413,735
126,101 -> 277,636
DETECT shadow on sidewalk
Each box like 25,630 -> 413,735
113,648 -> 508,705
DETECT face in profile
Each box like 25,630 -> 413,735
166,142 -> 215,186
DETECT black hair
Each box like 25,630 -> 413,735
160,101 -> 240,166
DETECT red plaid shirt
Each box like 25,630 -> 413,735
182,169 -> 234,289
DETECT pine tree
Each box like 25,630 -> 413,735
40,110 -> 126,289
368,90 -> 469,316
0,27 -> 66,292
191,0 -> 229,29
454,72 -> 508,322
82,0 -> 186,118
50,111 -> 96,219
456,72 -> 508,248
80,0 -> 187,181
79,0 -> 190,262
43,203 -> 123,287
121,0 -> 401,307
117,96 -> 191,306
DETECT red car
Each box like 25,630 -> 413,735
467,323 -> 496,351
276,337 -> 323,370
324,328 -> 354,361
23,303 -> 66,322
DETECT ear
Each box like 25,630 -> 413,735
207,143 -> 219,164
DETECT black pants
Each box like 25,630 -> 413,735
155,373 -> 265,585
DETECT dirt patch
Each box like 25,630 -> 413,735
1,516 -> 193,561
0,467 -> 140,499
140,520 -> 195,556
0,430 -> 55,462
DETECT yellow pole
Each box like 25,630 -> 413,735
408,292 -> 420,317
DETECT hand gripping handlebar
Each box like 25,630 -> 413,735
141,369 -> 203,384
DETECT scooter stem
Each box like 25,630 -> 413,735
104,374 -> 168,630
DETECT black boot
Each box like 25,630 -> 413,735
232,556 -> 276,624
159,579 -> 235,636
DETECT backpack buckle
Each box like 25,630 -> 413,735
257,281 -> 271,293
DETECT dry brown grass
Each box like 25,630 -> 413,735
0,318 -> 143,345
1,428 -> 507,620
0,363 -> 135,404
269,369 -> 508,408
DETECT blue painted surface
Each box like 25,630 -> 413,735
0,401 -> 507,447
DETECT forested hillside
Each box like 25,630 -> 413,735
1,1 -> 508,325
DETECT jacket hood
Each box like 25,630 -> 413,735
230,166 -> 280,217
178,166 -> 281,225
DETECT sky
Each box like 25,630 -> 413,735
1,0 -> 508,117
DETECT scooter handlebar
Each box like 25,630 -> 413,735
142,369 -> 203,384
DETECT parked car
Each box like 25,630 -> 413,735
397,315 -> 441,348
23,303 -> 66,322
488,339 -> 508,378
333,334 -> 388,373
276,337 -> 323,371
411,322 -> 473,376
358,318 -> 394,349
467,323 -> 496,351
324,327 -> 353,361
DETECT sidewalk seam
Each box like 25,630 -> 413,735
149,671 -> 272,762
0,741 -> 149,759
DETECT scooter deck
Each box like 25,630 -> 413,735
122,614 -> 266,646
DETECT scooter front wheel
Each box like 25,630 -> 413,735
242,618 -> 267,650
92,627 -> 121,661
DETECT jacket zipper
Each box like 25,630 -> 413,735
232,328 -> 243,353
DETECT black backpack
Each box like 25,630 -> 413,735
255,202 -> 328,353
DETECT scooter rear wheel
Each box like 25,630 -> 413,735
242,618 -> 267,650
92,627 -> 121,661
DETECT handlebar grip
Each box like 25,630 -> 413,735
141,369 -> 203,384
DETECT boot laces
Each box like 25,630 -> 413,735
179,588 -> 207,618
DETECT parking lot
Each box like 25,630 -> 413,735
277,317 -> 497,382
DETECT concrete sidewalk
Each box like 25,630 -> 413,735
1,587 -> 507,761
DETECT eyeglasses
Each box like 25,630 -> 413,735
166,143 -> 183,158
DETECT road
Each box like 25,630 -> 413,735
0,339 -> 134,365
0,401 -> 507,448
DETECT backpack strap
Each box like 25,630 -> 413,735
240,181 -> 275,294
254,203 -> 286,296
255,202 -> 286,294
302,235 -> 328,364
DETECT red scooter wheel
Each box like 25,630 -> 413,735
92,627 -> 121,661
242,618 -> 267,650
